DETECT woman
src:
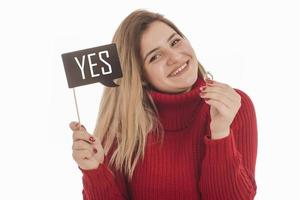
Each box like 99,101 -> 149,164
69,9 -> 257,200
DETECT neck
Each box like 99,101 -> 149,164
149,77 -> 207,131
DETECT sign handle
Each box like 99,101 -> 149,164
72,88 -> 82,131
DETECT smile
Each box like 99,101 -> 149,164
169,61 -> 189,77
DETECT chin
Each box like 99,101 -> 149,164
181,73 -> 198,86
173,86 -> 193,94
182,86 -> 192,93
169,81 -> 195,94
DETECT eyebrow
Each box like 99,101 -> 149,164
143,32 -> 178,63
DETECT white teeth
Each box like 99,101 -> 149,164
171,62 -> 188,76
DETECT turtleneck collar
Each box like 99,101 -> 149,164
148,77 -> 207,131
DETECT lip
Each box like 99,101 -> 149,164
168,60 -> 189,77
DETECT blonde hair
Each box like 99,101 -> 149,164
93,9 -> 208,180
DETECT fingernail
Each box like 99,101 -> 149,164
199,86 -> 206,91
89,136 -> 95,143
93,148 -> 98,154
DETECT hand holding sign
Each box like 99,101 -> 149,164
69,121 -> 105,170
62,43 -> 123,88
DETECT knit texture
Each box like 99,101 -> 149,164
80,77 -> 258,200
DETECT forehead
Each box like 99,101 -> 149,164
140,21 -> 175,56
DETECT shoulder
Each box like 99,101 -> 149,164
233,88 -> 256,112
231,88 -> 257,129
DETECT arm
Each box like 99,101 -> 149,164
199,89 -> 257,200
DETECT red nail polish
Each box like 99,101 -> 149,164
93,148 -> 98,154
199,86 -> 206,91
89,136 -> 95,143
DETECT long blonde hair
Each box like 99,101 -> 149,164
93,9 -> 207,180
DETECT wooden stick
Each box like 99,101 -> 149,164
72,88 -> 81,131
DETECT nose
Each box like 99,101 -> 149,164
166,49 -> 181,66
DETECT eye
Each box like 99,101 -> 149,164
149,54 -> 160,63
171,38 -> 181,47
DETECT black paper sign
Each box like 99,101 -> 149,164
62,43 -> 123,88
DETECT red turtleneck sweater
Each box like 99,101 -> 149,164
80,77 -> 257,200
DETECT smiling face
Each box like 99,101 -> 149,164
141,21 -> 199,94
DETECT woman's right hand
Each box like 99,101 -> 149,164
69,121 -> 105,170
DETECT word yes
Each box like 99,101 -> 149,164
74,50 -> 112,79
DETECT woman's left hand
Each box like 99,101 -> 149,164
199,80 -> 241,139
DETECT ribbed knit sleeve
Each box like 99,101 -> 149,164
79,143 -> 129,200
199,89 -> 258,200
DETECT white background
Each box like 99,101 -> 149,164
1,0 -> 299,199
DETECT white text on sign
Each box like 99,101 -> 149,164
74,50 -> 112,79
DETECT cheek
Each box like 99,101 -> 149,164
184,46 -> 198,65
182,42 -> 196,56
185,45 -> 196,56
147,63 -> 167,78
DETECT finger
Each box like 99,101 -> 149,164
200,91 -> 232,109
206,80 -> 231,90
204,98 -> 230,116
72,140 -> 94,152
93,142 -> 105,158
73,149 -> 93,160
200,86 -> 236,102
69,121 -> 86,131
73,130 -> 96,144
91,138 -> 105,157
